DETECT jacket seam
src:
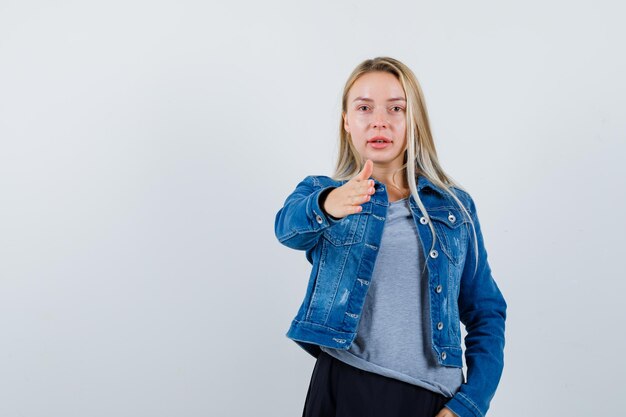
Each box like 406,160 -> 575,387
291,318 -> 354,335
457,392 -> 484,417
277,228 -> 321,243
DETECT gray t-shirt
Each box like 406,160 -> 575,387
321,197 -> 464,397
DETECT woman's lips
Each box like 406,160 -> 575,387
368,140 -> 391,149
367,136 -> 391,149
367,136 -> 392,149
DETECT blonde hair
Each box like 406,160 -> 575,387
333,57 -> 478,270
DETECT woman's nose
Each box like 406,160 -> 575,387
371,109 -> 389,128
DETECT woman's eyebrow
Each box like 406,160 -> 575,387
352,96 -> 407,102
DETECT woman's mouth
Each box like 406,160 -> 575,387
367,137 -> 392,149
369,141 -> 391,149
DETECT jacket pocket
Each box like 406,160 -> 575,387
322,203 -> 371,246
429,208 -> 469,265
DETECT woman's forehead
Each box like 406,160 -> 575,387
349,72 -> 405,101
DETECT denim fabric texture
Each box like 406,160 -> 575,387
274,174 -> 507,417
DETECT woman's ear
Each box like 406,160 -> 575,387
343,112 -> 350,133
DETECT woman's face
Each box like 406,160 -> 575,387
343,71 -> 407,170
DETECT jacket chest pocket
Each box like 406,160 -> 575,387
429,208 -> 469,265
322,204 -> 371,246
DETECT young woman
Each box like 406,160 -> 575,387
274,57 -> 507,417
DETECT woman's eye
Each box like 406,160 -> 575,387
391,106 -> 404,112
357,105 -> 369,111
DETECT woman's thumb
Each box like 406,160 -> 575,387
357,159 -> 373,180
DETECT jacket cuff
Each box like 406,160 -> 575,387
445,392 -> 484,417
313,186 -> 342,226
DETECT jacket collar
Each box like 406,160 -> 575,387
416,174 -> 443,195
367,174 -> 443,196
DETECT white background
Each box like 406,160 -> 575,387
1,1 -> 625,416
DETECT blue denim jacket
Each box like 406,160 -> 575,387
274,174 -> 507,417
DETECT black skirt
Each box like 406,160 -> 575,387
302,351 -> 449,417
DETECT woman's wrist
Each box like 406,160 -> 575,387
319,187 -> 341,220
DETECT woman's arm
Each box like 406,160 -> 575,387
274,176 -> 341,251
444,195 -> 507,417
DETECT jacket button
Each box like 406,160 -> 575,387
448,213 -> 456,223
420,216 -> 428,224
437,322 -> 444,330
429,249 -> 438,259
435,284 -> 442,293
441,351 -> 447,360
315,214 -> 323,224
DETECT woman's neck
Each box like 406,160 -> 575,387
372,167 -> 408,190
372,167 -> 409,201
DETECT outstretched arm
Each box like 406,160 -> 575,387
274,160 -> 375,251
274,175 -> 340,251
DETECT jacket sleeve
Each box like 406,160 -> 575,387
274,176 -> 342,251
445,195 -> 507,417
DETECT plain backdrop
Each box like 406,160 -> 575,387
1,1 -> 625,416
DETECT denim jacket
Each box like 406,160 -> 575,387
274,174 -> 507,417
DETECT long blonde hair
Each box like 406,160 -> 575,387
333,57 -> 478,270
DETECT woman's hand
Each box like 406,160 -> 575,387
434,407 -> 458,417
323,159 -> 376,220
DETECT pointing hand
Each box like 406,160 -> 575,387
322,159 -> 376,220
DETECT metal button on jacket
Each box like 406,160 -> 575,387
436,284 -> 443,293
419,216 -> 428,225
441,351 -> 447,360
437,322 -> 444,330
448,213 -> 456,223
429,249 -> 438,259
315,214 -> 323,224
